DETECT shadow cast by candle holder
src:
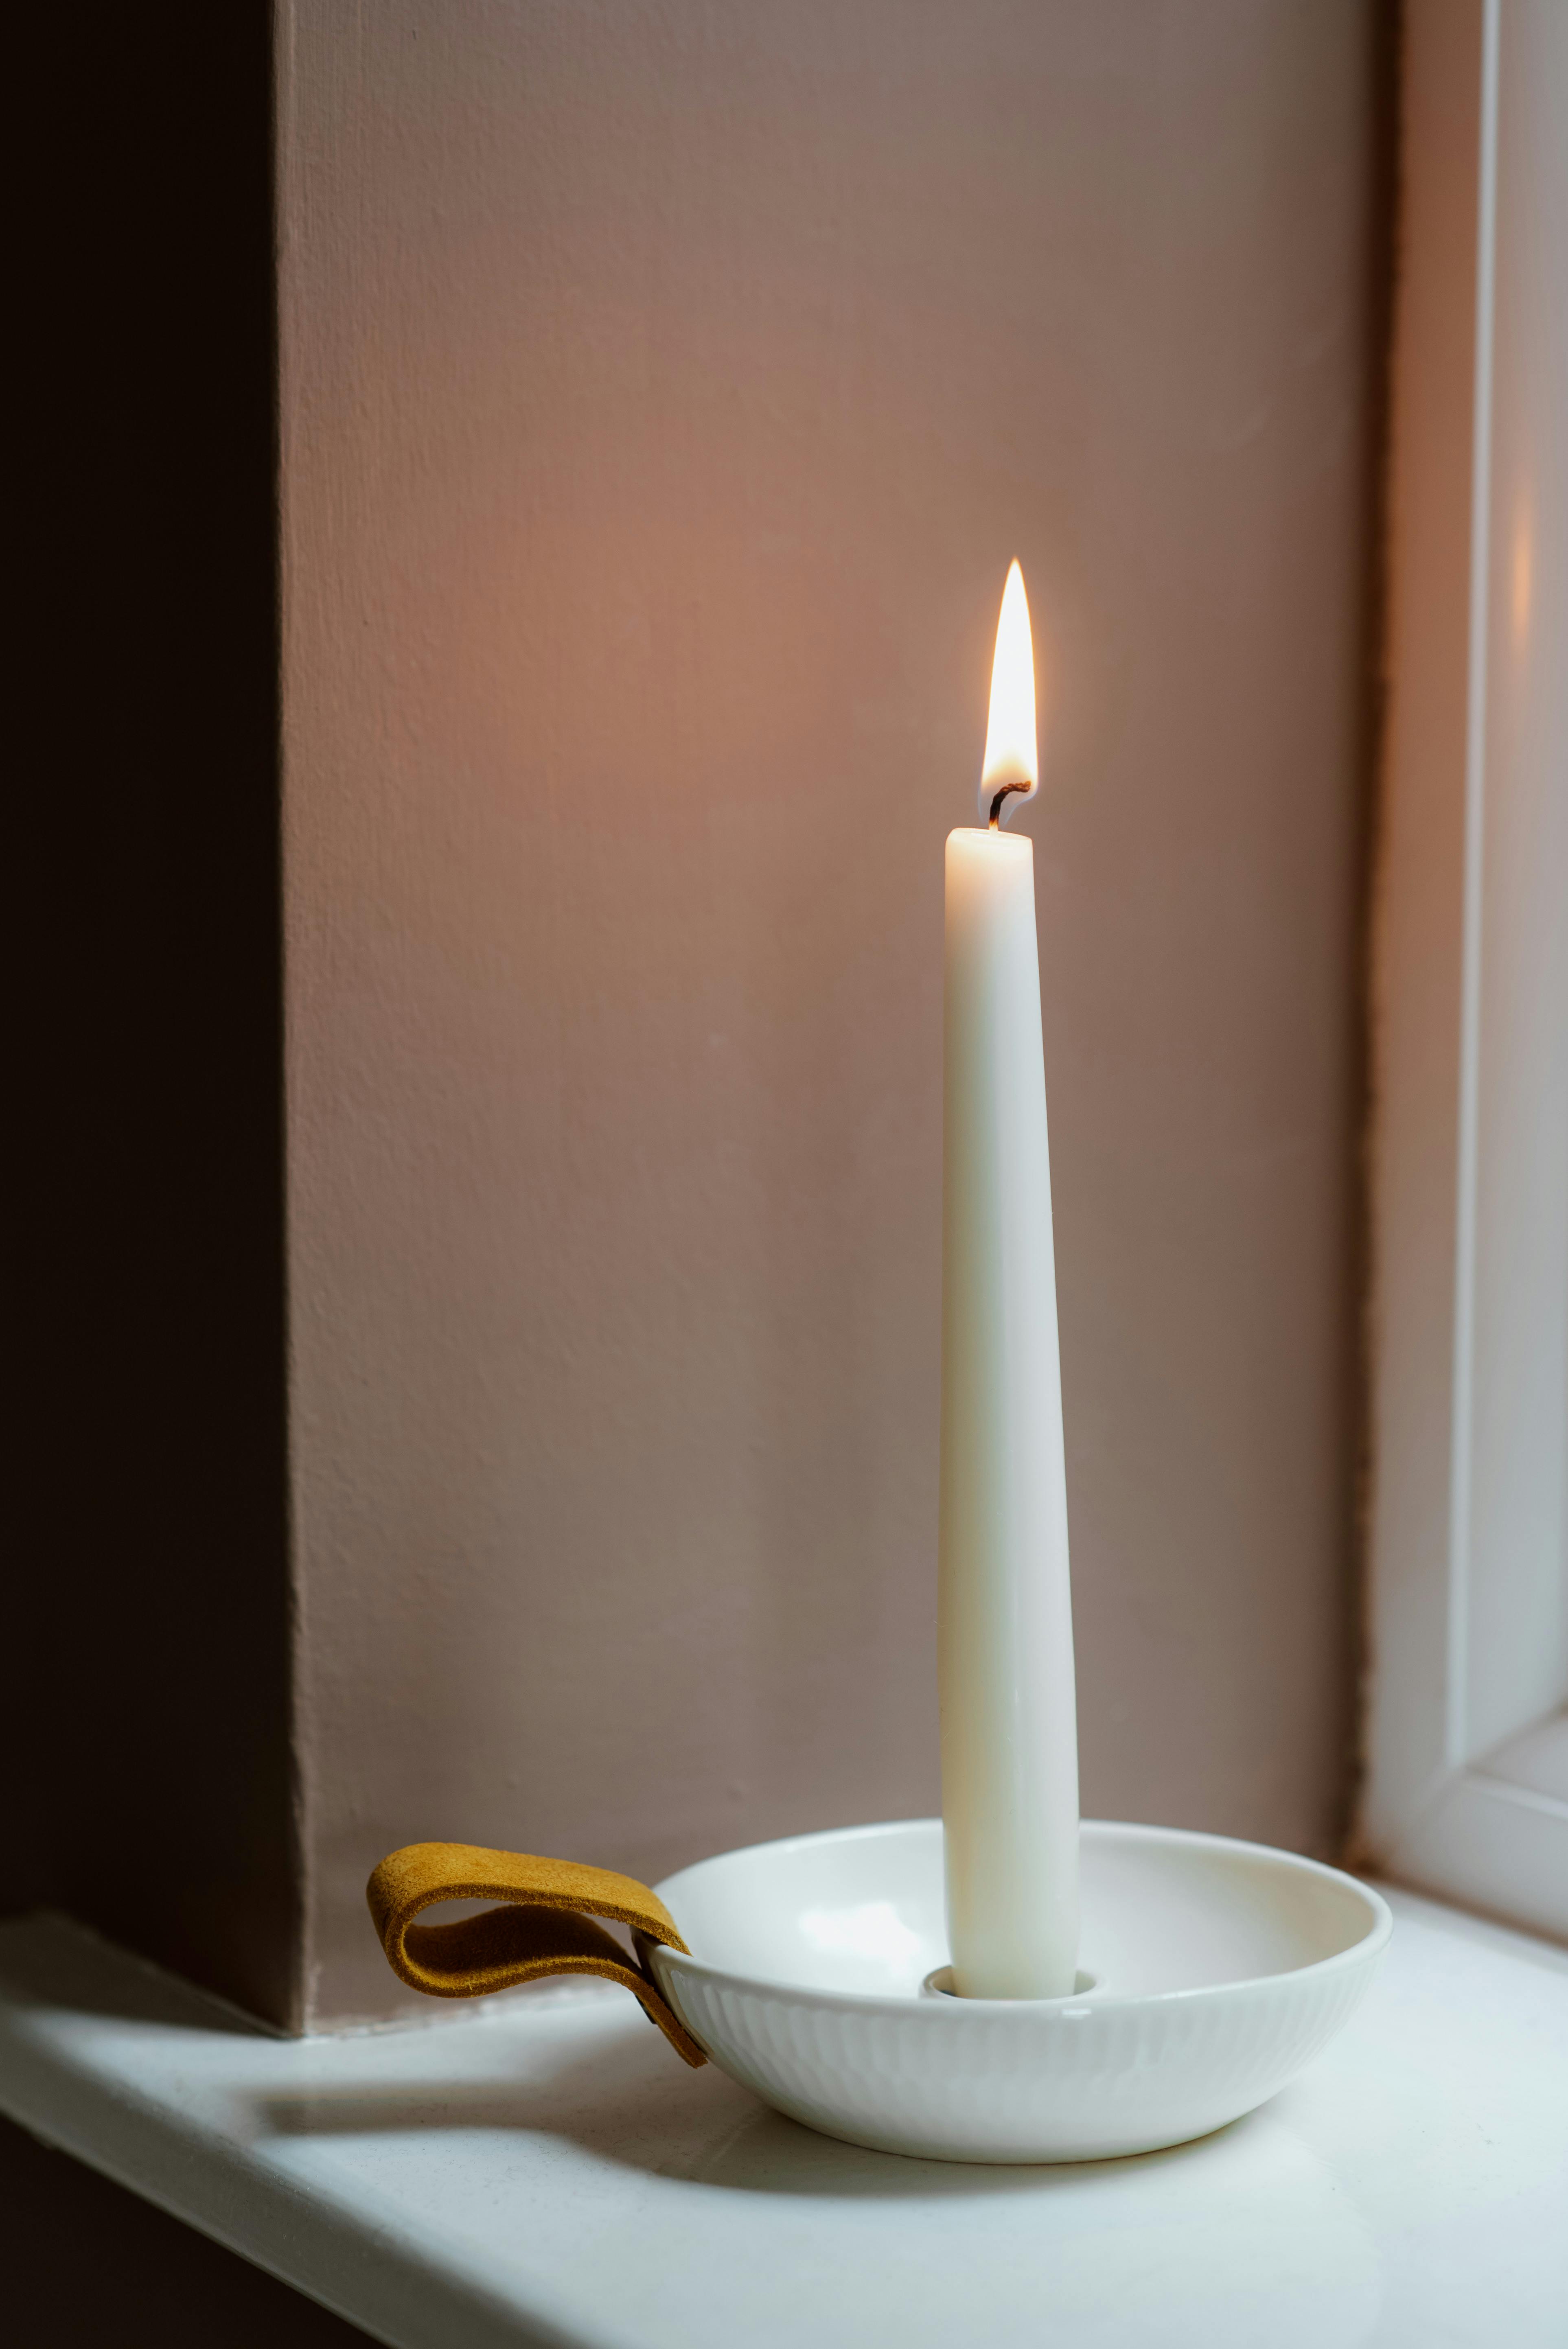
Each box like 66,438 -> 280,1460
250,2021 -> 1289,2201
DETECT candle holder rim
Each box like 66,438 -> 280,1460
643,1817 -> 1392,2016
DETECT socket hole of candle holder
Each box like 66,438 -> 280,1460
919,1965 -> 1101,2003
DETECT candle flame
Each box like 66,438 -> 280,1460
978,560 -> 1038,826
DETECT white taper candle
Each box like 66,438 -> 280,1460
938,569 -> 1079,2000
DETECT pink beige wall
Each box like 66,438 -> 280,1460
278,0 -> 1388,2025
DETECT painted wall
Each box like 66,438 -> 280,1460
278,0 -> 1389,2024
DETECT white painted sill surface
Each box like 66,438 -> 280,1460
1,1893 -> 1565,2349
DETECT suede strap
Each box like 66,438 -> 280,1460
366,1841 -> 707,2068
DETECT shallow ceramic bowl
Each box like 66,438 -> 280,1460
645,1819 -> 1390,2163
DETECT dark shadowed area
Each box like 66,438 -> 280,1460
15,3 -> 296,2025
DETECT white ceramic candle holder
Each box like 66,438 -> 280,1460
640,1818 -> 1390,2163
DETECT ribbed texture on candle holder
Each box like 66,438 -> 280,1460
654,1961 -> 1377,2163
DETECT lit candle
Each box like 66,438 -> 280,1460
939,561 -> 1080,2000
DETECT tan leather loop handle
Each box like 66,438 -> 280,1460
366,1841 -> 707,2068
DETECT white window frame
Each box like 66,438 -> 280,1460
1361,0 -> 1567,1940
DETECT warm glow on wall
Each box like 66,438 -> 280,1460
1511,497 -> 1533,652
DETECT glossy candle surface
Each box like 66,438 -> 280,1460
939,825 -> 1079,1997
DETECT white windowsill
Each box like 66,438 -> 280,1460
1,1895 -> 1565,2349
